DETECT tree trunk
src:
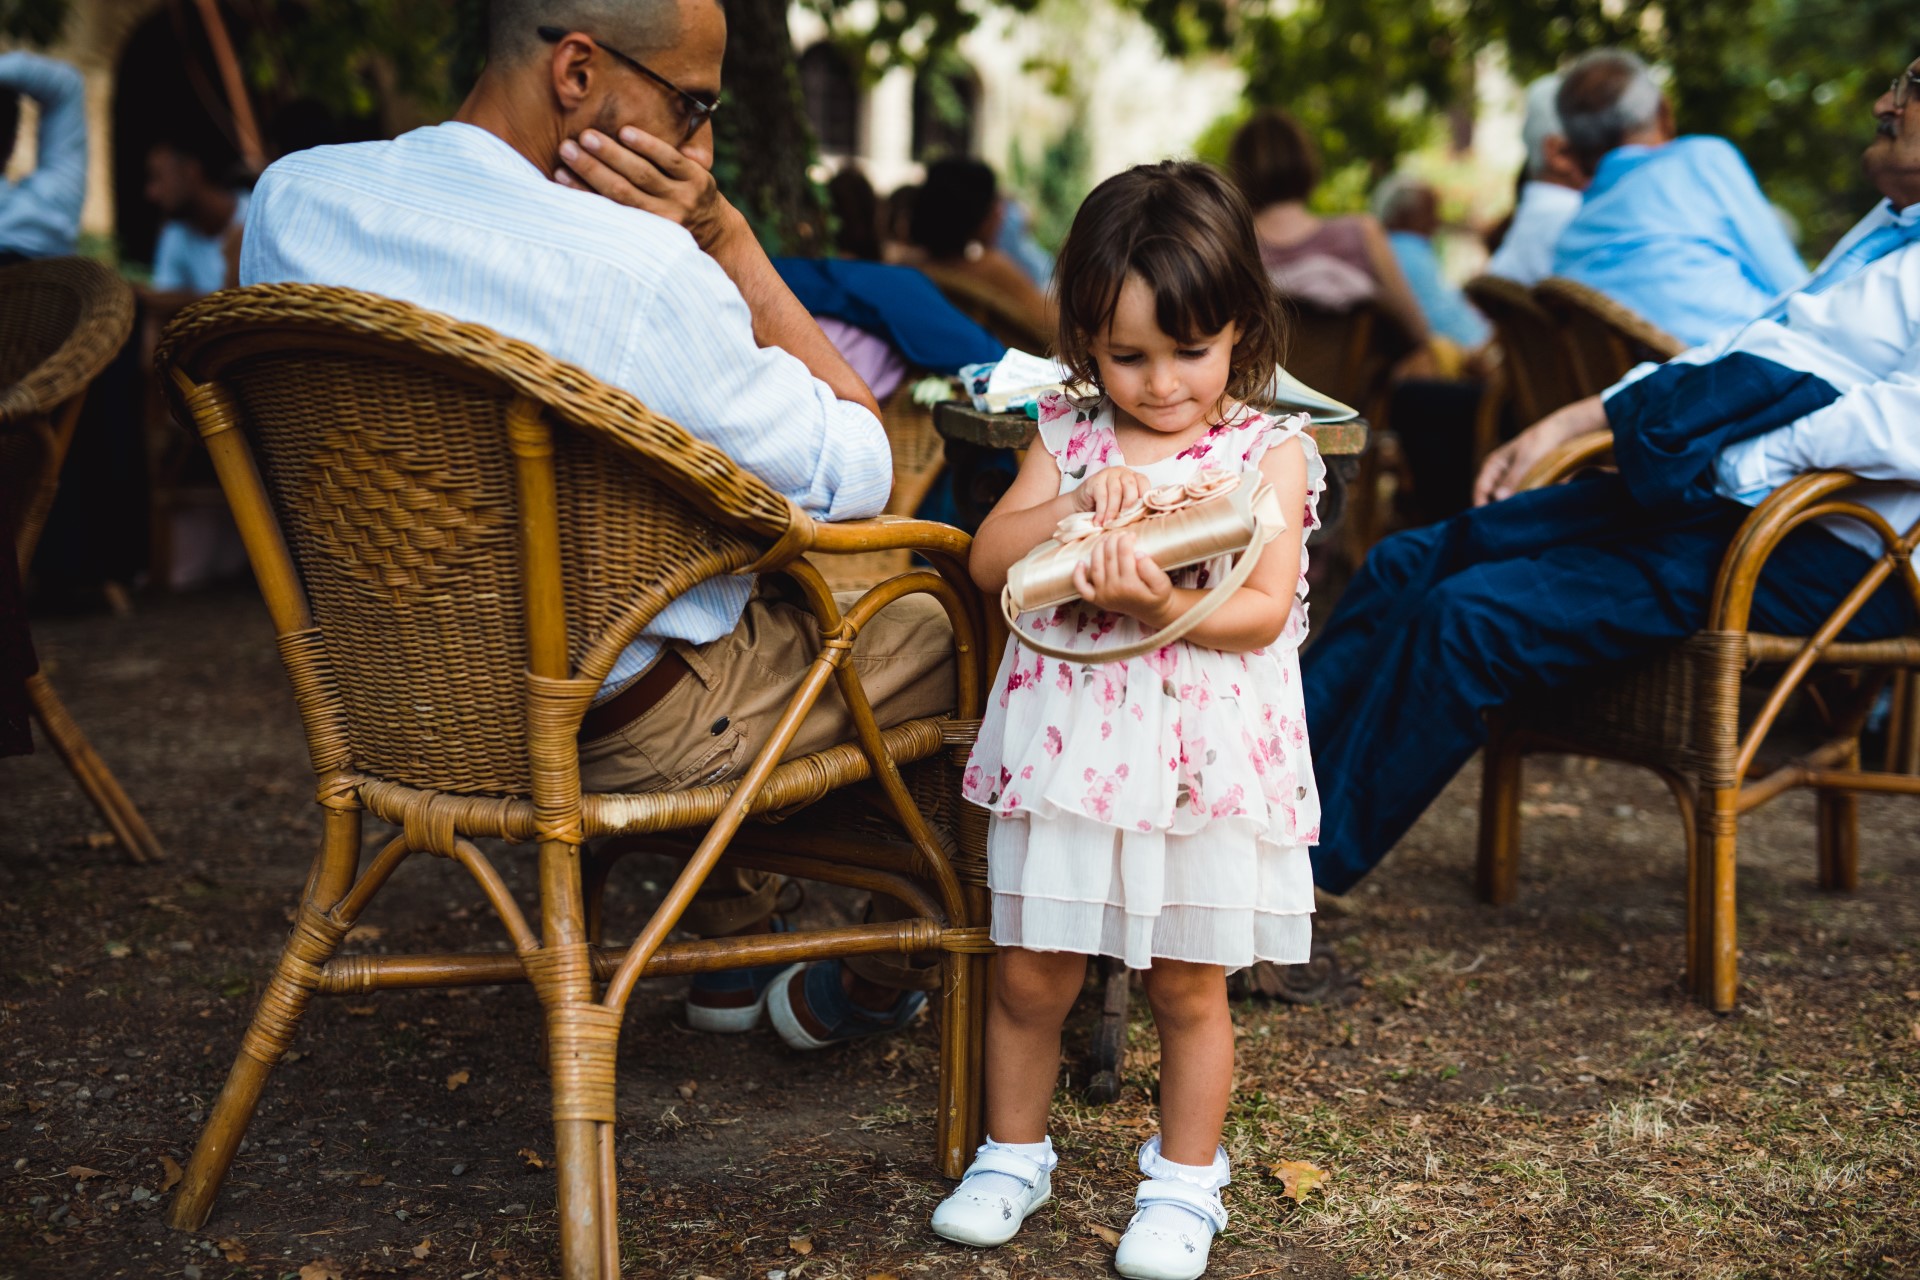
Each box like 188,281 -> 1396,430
714,0 -> 823,257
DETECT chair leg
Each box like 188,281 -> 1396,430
1815,743 -> 1860,892
936,945 -> 981,1178
1475,723 -> 1523,905
1690,790 -> 1740,1013
167,900 -> 353,1229
1888,670 -> 1920,776
25,671 -> 166,864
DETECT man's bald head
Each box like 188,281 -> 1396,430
487,0 -> 685,65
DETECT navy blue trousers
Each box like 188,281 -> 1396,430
1301,473 -> 1916,893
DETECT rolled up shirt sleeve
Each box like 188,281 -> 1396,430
1763,353 -> 1920,488
614,237 -> 891,522
0,52 -> 88,259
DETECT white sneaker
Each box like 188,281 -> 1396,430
930,1142 -> 1054,1247
1113,1177 -> 1228,1280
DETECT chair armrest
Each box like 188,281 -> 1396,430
807,515 -> 973,559
1707,470 -> 1916,632
1517,429 -> 1613,492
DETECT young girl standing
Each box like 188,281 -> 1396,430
931,161 -> 1322,1280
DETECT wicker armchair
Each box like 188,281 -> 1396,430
1533,276 -> 1686,397
1477,437 -> 1920,1011
1463,274 -> 1581,428
155,284 -> 995,1279
1,257 -> 161,863
917,263 -> 1053,354
816,378 -> 948,590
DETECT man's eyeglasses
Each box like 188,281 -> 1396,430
537,25 -> 721,143
1891,64 -> 1920,113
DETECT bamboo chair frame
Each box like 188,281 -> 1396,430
1533,276 -> 1686,397
816,377 -> 948,591
154,284 -> 996,1280
1478,429 -> 1920,1010
1,257 -> 162,863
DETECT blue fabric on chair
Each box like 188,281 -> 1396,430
773,257 -> 1007,372
1605,353 -> 1841,508
1301,473 -> 1915,894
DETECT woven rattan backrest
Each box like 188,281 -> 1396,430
1280,299 -> 1399,409
1464,274 -> 1579,426
0,257 -> 136,560
159,285 -> 796,797
919,266 -> 1052,354
1534,276 -> 1685,397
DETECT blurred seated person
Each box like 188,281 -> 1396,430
994,193 -> 1054,288
1227,107 -> 1427,344
0,51 -> 87,264
1485,74 -> 1587,285
137,132 -> 248,329
1373,173 -> 1490,352
804,164 -> 1004,402
895,158 -> 1054,342
1549,49 -> 1806,345
879,182 -> 917,263
1302,54 -> 1920,894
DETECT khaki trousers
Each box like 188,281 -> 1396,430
578,587 -> 956,983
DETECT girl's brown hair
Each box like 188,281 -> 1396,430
1053,161 -> 1285,410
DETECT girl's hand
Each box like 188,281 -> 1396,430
1073,532 -> 1175,624
1074,466 -> 1150,526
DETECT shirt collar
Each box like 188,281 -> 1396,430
1886,197 -> 1920,227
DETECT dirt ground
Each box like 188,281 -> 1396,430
3,586 -> 1917,1280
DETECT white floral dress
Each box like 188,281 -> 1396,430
962,392 -> 1325,971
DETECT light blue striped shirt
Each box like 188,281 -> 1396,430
241,121 -> 891,694
0,52 -> 88,260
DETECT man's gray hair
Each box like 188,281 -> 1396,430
1521,74 -> 1563,176
1370,172 -> 1430,229
1556,49 -> 1663,165
487,0 -> 686,66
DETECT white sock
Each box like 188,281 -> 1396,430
962,1135 -> 1053,1201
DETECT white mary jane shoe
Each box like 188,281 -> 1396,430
929,1144 -> 1053,1247
1113,1175 -> 1229,1280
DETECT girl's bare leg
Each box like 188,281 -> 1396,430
1138,959 -> 1233,1164
983,948 -> 1089,1142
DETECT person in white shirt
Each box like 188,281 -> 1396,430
1302,57 -> 1920,893
0,50 -> 87,263
140,134 -> 247,328
243,0 -> 952,1047
1485,73 -> 1586,286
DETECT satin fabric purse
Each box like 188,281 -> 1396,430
1001,468 -> 1286,662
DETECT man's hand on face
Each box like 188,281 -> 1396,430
557,125 -> 734,254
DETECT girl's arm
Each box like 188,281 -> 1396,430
971,450 -> 1152,593
1072,435 -> 1311,652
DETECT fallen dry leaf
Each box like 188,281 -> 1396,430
1274,1159 -> 1330,1202
677,1080 -> 698,1101
357,1172 -> 385,1187
216,1237 -> 249,1262
346,924 -> 384,942
518,1147 -> 547,1171
158,1155 -> 184,1192
66,1166 -> 106,1181
299,1260 -> 343,1280
789,1234 -> 813,1255
1090,1224 -> 1123,1247
343,1005 -> 376,1016
445,1069 -> 471,1092
412,1237 -> 432,1260
83,832 -> 117,850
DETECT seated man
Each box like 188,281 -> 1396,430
1373,173 -> 1489,350
1485,74 -> 1586,287
139,132 -> 248,327
1549,49 -> 1807,345
242,0 -> 952,1046
1303,57 -> 1920,894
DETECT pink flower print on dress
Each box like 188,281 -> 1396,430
1043,725 -> 1064,758
1177,681 -> 1214,712
1080,763 -> 1130,822
1062,424 -> 1096,464
1091,666 -> 1127,713
963,763 -> 982,791
1056,662 -> 1074,692
1101,721 -> 1113,740
1143,644 -> 1178,677
1209,784 -> 1246,819
1005,792 -> 1021,809
1021,765 -> 1034,779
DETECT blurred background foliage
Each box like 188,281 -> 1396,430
1,0 -> 1902,254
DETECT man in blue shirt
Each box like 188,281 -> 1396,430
1549,49 -> 1807,345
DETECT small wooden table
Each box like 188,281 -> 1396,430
932,401 -> 1369,530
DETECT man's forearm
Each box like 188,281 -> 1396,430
707,210 -> 881,420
